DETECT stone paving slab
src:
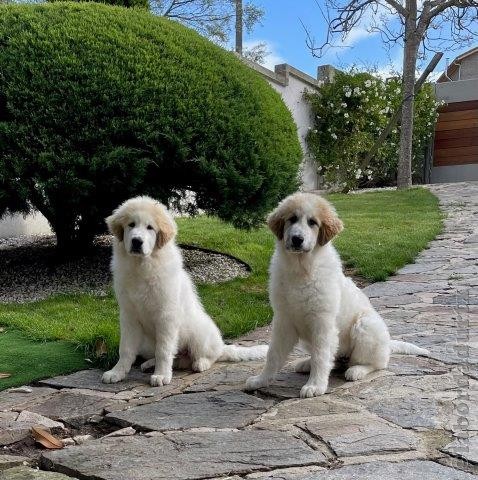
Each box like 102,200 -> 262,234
247,460 -> 477,479
0,466 -> 75,479
184,362 -> 263,393
41,430 -> 325,480
0,455 -> 30,471
0,388 -> 58,413
0,420 -> 40,446
442,435 -> 478,465
302,412 -> 419,458
39,368 -> 152,393
387,355 -> 451,376
366,396 -> 444,429
106,391 -> 273,431
27,391 -> 116,427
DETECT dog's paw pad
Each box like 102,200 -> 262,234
300,383 -> 327,398
192,358 -> 212,372
345,366 -> 370,381
150,374 -> 172,387
102,370 -> 124,384
245,375 -> 268,391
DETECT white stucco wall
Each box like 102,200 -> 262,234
0,211 -> 52,239
434,78 -> 478,103
268,74 -> 318,190
245,61 -> 322,190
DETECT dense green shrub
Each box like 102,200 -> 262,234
0,3 -> 301,251
48,0 -> 150,9
305,70 -> 440,190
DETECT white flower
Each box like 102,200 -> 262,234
331,133 -> 338,140
364,80 -> 372,88
341,102 -> 347,108
345,90 -> 352,98
353,87 -> 361,95
355,168 -> 362,179
344,112 -> 349,118
313,129 -> 318,133
395,88 -> 401,94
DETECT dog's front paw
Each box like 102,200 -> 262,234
300,382 -> 327,398
245,375 -> 270,391
150,373 -> 172,387
102,370 -> 125,384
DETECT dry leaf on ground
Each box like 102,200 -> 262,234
0,373 -> 11,379
31,426 -> 64,449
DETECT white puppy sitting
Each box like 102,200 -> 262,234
102,196 -> 267,387
245,192 -> 428,398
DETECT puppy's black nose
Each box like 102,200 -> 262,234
131,237 -> 143,251
291,235 -> 304,248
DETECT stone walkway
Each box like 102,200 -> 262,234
0,182 -> 477,479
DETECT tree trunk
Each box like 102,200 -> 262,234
235,0 -> 243,55
397,17 -> 419,189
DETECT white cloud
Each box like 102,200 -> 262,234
243,39 -> 286,70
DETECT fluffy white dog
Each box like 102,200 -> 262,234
245,192 -> 428,398
102,196 -> 267,387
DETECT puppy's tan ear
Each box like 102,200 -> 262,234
267,206 -> 286,240
154,206 -> 177,249
318,206 -> 343,246
106,212 -> 124,242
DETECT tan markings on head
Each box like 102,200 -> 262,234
105,209 -> 126,242
152,203 -> 177,249
267,195 -> 306,240
316,197 -> 343,246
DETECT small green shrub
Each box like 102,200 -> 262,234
305,70 -> 440,190
0,3 -> 301,251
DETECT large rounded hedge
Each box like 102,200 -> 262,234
0,3 -> 301,251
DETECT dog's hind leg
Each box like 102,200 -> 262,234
294,357 -> 311,373
140,358 -> 155,372
345,311 -> 390,382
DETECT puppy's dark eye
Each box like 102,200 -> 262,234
308,218 -> 318,227
289,215 -> 298,224
147,225 -> 154,231
128,222 -> 135,228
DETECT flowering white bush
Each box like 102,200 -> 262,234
305,70 -> 441,190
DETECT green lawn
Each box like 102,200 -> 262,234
0,188 -> 442,389
0,330 -> 88,389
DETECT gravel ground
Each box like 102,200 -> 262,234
0,235 -> 249,304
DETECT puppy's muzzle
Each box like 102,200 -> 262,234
130,237 -> 143,254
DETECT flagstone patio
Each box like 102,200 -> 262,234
0,182 -> 477,479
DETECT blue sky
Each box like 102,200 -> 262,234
243,0 -> 477,80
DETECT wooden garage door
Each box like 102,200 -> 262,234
434,100 -> 478,167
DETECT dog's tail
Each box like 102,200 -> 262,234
218,344 -> 268,362
390,340 -> 429,356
